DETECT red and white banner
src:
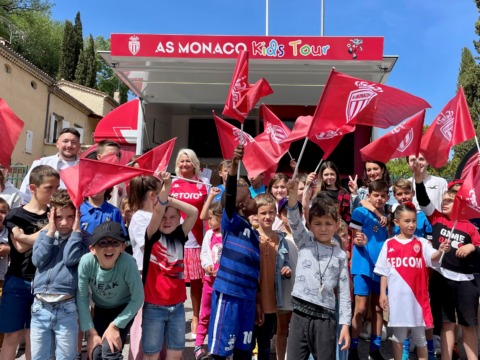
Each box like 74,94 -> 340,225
94,98 -> 139,145
254,105 -> 291,161
451,165 -> 480,221
111,34 -> 384,61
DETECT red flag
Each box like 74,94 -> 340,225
213,113 -> 277,177
134,138 -> 176,172
222,51 -> 273,123
94,98 -> 139,145
360,110 -> 425,163
255,105 -> 291,161
285,115 -> 312,143
59,158 -> 153,208
310,123 -> 356,160
0,99 -> 24,167
420,87 -> 476,168
309,69 -> 430,133
451,165 -> 480,221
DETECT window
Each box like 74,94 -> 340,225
48,114 -> 72,144
74,123 -> 84,144
30,80 -> 37,89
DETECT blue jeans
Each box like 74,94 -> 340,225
142,302 -> 185,354
30,297 -> 78,360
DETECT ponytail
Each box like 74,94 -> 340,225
128,175 -> 162,211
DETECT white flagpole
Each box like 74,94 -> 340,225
320,0 -> 325,36
265,0 -> 269,36
238,123 -> 244,180
475,135 -> 480,154
293,138 -> 309,178
287,151 -> 294,160
314,159 -> 324,173
172,175 -> 212,188
439,220 -> 457,263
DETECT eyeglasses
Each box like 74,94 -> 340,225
96,239 -> 122,248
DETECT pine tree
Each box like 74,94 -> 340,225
58,20 -> 76,81
73,11 -> 83,78
85,34 -> 97,88
75,49 -> 86,85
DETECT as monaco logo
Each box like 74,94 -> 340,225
466,189 -> 480,212
413,244 -> 420,253
232,76 -> 249,116
233,128 -> 254,146
345,81 -> 383,123
396,129 -> 414,153
266,123 -> 288,144
314,128 -> 342,140
128,35 -> 140,55
436,110 -> 454,141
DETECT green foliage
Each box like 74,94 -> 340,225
58,20 -> 76,81
75,49 -> 86,85
73,11 -> 82,75
387,157 -> 458,182
0,0 -> 52,13
85,34 -> 96,88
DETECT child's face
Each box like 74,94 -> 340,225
0,203 -> 8,228
407,154 -> 427,174
237,187 -> 258,217
393,211 -> 417,238
367,190 -> 388,210
270,180 -> 287,202
207,211 -> 221,231
365,162 -> 384,181
90,237 -> 126,270
394,187 -> 414,204
322,168 -> 336,187
31,176 -> 60,205
54,207 -> 76,235
160,207 -> 181,234
310,215 -> 338,245
248,214 -> 259,229
441,193 -> 455,216
297,181 -> 305,199
257,204 -> 277,230
90,191 -> 106,201
337,230 -> 350,250
219,165 -> 230,183
121,204 -> 132,224
248,173 -> 264,188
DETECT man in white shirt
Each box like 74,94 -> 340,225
407,153 -> 448,211
20,128 -> 81,203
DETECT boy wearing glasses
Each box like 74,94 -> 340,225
77,221 -> 143,360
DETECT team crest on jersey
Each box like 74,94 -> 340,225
233,128 -> 254,146
314,128 -> 343,140
345,81 -> 383,123
128,35 -> 140,55
435,110 -> 454,141
396,129 -> 414,153
413,243 -> 421,253
266,123 -> 288,144
466,189 -> 480,212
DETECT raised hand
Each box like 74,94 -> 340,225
348,175 -> 358,195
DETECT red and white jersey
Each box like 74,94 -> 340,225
374,236 -> 437,328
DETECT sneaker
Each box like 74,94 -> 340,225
369,349 -> 385,360
348,348 -> 360,360
270,334 -> 276,353
194,346 -> 206,360
433,335 -> 441,356
360,321 -> 371,340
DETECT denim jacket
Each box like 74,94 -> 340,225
275,231 -> 291,309
32,230 -> 90,297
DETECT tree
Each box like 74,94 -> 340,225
85,34 -> 96,88
58,20 -> 76,80
75,49 -> 86,85
0,0 -> 52,13
73,11 -> 82,75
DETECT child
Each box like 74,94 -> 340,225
0,197 -> 10,351
0,165 -> 60,360
213,160 -> 231,203
30,190 -> 90,360
0,163 -> 22,209
202,145 -> 261,360
267,173 -> 289,232
349,180 -> 389,360
413,162 -> 480,360
285,178 -> 351,359
141,172 -> 198,360
248,172 -> 266,198
77,221 -> 143,360
252,193 -> 291,360
195,188 -> 223,359
80,189 -> 126,235
120,197 -> 133,228
374,203 -> 450,360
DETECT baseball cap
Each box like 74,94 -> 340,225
278,197 -> 303,214
91,221 -> 126,246
448,179 -> 463,190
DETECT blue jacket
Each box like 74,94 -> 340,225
32,230 -> 90,297
275,231 -> 291,309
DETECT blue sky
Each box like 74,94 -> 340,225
51,0 -> 477,128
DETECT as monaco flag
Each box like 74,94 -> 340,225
134,137 -> 176,172
255,105 -> 291,161
285,115 -> 312,143
309,69 -> 430,133
310,123 -> 356,160
213,113 -> 277,177
420,87 -> 475,168
222,51 -> 273,123
451,165 -> 480,221
360,110 -> 425,163
0,99 -> 24,167
59,158 -> 153,207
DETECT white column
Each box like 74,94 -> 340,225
136,98 -> 144,155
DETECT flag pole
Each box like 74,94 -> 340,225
475,136 -> 480,154
314,159 -> 324,173
238,123 -> 244,180
172,175 -> 212,188
287,151 -> 294,160
439,220 -> 457,263
265,0 -> 269,36
293,138 -> 309,178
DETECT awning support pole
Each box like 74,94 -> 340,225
136,98 -> 144,155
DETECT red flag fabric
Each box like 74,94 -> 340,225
213,113 -> 277,177
285,115 -> 312,143
0,99 -> 24,167
59,158 -> 153,208
255,105 -> 291,161
451,165 -> 480,221
222,51 -> 273,123
310,123 -> 356,160
94,98 -> 139,145
309,69 -> 430,133
420,87 -> 475,168
360,110 -> 425,163
134,138 -> 176,172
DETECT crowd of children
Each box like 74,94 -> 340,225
0,140 -> 479,360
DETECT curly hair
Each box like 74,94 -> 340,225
50,190 -> 74,210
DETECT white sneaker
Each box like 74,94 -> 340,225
191,333 -> 197,340
360,321 -> 371,340
433,335 -> 441,355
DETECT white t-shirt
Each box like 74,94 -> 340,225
0,182 -> 23,208
409,175 -> 448,212
0,226 -> 9,280
128,209 -> 153,271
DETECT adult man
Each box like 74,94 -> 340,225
407,154 -> 448,214
20,128 -> 81,203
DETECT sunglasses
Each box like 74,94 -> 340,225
96,239 -> 123,248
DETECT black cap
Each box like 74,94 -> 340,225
91,221 -> 126,246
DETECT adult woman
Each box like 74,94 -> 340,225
169,149 -> 209,339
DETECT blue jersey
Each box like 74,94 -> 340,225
80,200 -> 126,235
213,184 -> 225,203
394,210 -> 432,240
350,207 -> 387,281
213,209 -> 260,300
